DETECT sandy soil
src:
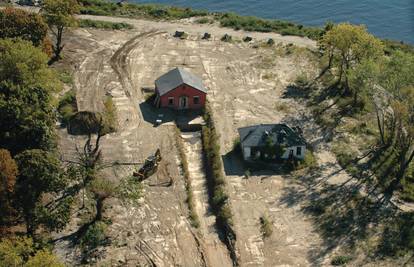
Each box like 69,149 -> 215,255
52,15 -> 370,266
181,132 -> 233,267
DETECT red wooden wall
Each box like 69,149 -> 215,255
158,84 -> 206,109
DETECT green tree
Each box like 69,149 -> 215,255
0,237 -> 64,267
318,23 -> 384,93
15,149 -> 69,236
0,149 -> 18,228
25,250 -> 64,267
380,51 -> 414,97
42,0 -> 80,60
348,58 -> 382,107
0,8 -> 49,51
386,88 -> 414,196
0,38 -> 60,92
0,237 -> 34,267
0,83 -> 56,154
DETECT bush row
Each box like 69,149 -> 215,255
174,126 -> 200,228
201,104 -> 239,265
79,19 -> 133,30
79,0 -> 208,20
216,13 -> 323,40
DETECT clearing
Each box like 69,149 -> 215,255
53,14 -> 400,267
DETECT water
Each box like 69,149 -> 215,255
133,0 -> 414,44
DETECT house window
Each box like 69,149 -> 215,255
193,96 -> 200,105
168,97 -> 174,106
296,146 -> 302,156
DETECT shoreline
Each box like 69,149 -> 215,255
4,1 -> 414,51
78,14 -> 317,48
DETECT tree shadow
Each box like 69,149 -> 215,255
278,157 -> 409,264
221,149 -> 297,177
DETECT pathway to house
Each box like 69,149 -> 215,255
181,131 -> 233,267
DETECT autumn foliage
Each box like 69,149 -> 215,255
0,8 -> 52,56
0,149 -> 18,228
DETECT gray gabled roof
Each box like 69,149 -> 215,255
155,67 -> 207,96
238,124 -> 306,147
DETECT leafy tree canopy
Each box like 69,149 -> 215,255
42,0 -> 80,59
15,149 -> 68,234
0,8 -> 48,47
0,83 -> 56,154
0,38 -> 61,92
318,23 -> 384,90
0,237 -> 64,267
0,149 -> 18,226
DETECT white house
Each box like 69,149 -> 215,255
238,124 -> 306,161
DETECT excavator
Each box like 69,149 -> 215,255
133,149 -> 162,181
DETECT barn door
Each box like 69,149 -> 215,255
179,96 -> 188,109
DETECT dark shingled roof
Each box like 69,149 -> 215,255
238,124 -> 306,147
155,67 -> 207,96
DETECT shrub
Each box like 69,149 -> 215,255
79,0 -> 208,20
57,69 -> 73,84
401,171 -> 414,202
217,12 -> 323,40
201,103 -> 237,263
195,17 -> 211,24
79,19 -> 133,30
116,176 -> 143,205
80,221 -> 108,252
331,255 -> 353,266
260,215 -> 273,238
295,72 -> 310,88
103,96 -> 117,133
58,90 -> 77,125
297,150 -> 317,170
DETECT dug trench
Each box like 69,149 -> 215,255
179,129 -> 235,267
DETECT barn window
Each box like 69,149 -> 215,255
193,96 -> 200,104
296,146 -> 302,156
168,97 -> 174,106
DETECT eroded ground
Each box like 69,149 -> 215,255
55,16 -> 362,266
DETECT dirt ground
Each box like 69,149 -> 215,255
52,14 -> 394,266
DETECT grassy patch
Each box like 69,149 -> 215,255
79,0 -> 208,20
116,176 -> 143,206
331,255 -> 353,266
57,69 -> 73,85
79,19 -> 133,30
195,17 -> 213,24
58,90 -> 78,126
80,221 -> 109,254
259,215 -> 273,238
103,96 -> 117,133
174,126 -> 200,228
216,12 -> 323,40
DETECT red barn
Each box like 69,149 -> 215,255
154,67 -> 207,110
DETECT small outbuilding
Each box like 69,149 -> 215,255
154,67 -> 207,110
238,124 -> 306,161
